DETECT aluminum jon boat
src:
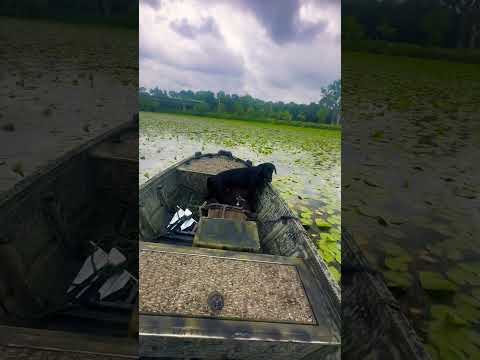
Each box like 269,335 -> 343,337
139,151 -> 341,359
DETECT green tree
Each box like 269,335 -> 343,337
377,20 -> 397,41
342,16 -> 365,42
233,102 -> 244,114
316,107 -> 328,123
278,111 -> 292,121
319,80 -> 341,125
194,103 -> 209,113
441,0 -> 480,48
421,8 -> 451,46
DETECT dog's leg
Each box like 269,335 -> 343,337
207,177 -> 220,202
246,178 -> 257,211
207,178 -> 214,201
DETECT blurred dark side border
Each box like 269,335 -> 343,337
0,0 -> 138,28
0,1 -> 139,359
342,0 -> 479,359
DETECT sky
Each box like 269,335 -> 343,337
140,0 -> 340,104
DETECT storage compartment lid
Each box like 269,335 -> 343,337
193,217 -> 260,252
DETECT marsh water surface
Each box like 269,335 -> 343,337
140,112 -> 341,280
344,51 -> 480,359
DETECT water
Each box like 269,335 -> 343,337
140,112 -> 342,280
343,51 -> 480,358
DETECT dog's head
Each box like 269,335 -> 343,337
258,163 -> 277,183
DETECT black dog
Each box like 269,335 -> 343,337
207,163 -> 277,209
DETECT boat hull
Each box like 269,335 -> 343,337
139,151 -> 341,359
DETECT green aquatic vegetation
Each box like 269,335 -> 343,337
319,233 -> 336,243
371,130 -> 384,139
419,272 -> 457,292
448,295 -> 480,346
427,317 -> 480,359
385,256 -> 410,272
447,267 -> 480,286
317,239 -> 338,252
430,305 -> 468,326
319,249 -> 335,263
472,288 -> 480,299
328,266 -> 340,282
301,210 -> 313,217
327,215 -> 340,226
382,242 -> 409,257
315,219 -> 331,230
300,216 -> 313,227
458,262 -> 480,276
11,161 -> 25,177
140,112 -> 341,280
383,270 -> 413,289
383,227 -> 406,239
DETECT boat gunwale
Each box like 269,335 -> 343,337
139,151 -> 250,193
140,309 -> 339,346
343,229 -> 432,359
139,315 -> 340,345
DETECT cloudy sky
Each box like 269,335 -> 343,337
140,0 -> 340,104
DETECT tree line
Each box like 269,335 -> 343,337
343,0 -> 480,49
0,0 -> 137,27
139,80 -> 341,125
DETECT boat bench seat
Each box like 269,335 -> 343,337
193,217 -> 260,252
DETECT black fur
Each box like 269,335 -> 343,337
207,163 -> 276,208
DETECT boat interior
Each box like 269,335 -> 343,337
139,151 -> 341,358
0,122 -> 139,350
140,152 -> 253,248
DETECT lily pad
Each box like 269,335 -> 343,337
384,227 -> 405,239
424,344 -> 439,360
428,305 -> 480,360
472,288 -> 480,300
447,267 -> 480,286
428,320 -> 478,359
299,206 -> 311,213
459,262 -> 480,276
319,248 -> 335,262
383,270 -> 413,289
300,216 -> 313,226
430,305 -> 468,326
385,256 -> 410,272
315,219 -> 332,230
382,242 -> 409,257
320,233 -> 337,242
317,240 -> 338,254
419,271 -> 457,292
328,266 -> 340,282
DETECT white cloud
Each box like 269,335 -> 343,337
139,0 -> 340,104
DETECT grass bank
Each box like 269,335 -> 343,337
142,111 -> 341,131
344,39 -> 480,64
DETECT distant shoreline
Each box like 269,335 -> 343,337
0,15 -> 137,29
140,111 -> 342,131
343,40 -> 480,64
